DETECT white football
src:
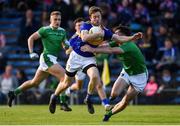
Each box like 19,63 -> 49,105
89,26 -> 102,33
89,26 -> 104,45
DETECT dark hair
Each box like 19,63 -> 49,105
50,11 -> 61,16
73,17 -> 84,25
165,38 -> 173,44
89,6 -> 102,16
113,25 -> 131,36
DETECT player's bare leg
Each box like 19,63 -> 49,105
85,67 -> 110,114
109,77 -> 128,101
60,79 -> 83,111
56,75 -> 74,112
103,85 -> 139,121
85,66 -> 101,114
48,64 -> 67,114
70,80 -> 83,91
48,64 -> 74,114
8,69 -> 49,107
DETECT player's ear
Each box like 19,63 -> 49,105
89,15 -> 92,20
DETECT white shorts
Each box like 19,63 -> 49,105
119,69 -> 148,92
38,53 -> 58,71
66,51 -> 96,76
75,70 -> 86,80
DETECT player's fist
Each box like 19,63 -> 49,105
132,32 -> 143,41
29,52 -> 39,59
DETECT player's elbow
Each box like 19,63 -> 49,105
28,35 -> 35,42
27,37 -> 33,45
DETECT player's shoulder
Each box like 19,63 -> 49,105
58,27 -> 65,31
82,21 -> 92,27
58,27 -> 67,34
41,26 -> 51,30
103,26 -> 109,31
38,26 -> 51,35
71,33 -> 78,39
39,26 -> 51,32
101,25 -> 110,31
81,21 -> 93,31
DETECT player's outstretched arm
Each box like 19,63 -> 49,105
81,45 -> 124,54
112,32 -> 143,44
81,30 -> 103,43
28,32 -> 40,59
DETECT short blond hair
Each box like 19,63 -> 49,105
89,6 -> 102,16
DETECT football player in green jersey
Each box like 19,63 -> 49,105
7,11 -> 67,107
81,25 -> 148,121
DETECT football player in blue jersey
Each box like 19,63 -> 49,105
59,18 -> 86,111
49,6 -> 142,114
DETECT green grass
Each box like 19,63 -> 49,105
0,105 -> 180,125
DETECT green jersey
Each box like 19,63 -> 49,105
38,26 -> 67,57
110,41 -> 147,75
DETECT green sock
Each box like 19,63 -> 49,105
107,110 -> 113,116
60,94 -> 66,104
14,88 -> 22,95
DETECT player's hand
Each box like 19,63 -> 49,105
29,52 -> 39,60
65,47 -> 72,55
81,45 -> 94,52
97,31 -> 104,38
132,32 -> 143,41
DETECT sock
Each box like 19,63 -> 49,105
107,110 -> 113,116
14,88 -> 22,95
102,98 -> 110,106
59,94 -> 66,104
65,87 -> 73,97
59,92 -> 69,104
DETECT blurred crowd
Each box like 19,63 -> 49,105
0,0 -> 180,105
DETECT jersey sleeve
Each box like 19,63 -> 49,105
80,22 -> 92,32
38,27 -> 46,38
103,28 -> 113,41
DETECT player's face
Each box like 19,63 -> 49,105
75,21 -> 84,34
90,11 -> 102,26
50,15 -> 61,28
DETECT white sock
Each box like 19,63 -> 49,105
65,87 -> 71,97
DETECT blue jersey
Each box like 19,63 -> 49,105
70,22 -> 113,57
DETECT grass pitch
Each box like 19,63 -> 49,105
0,105 -> 180,125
